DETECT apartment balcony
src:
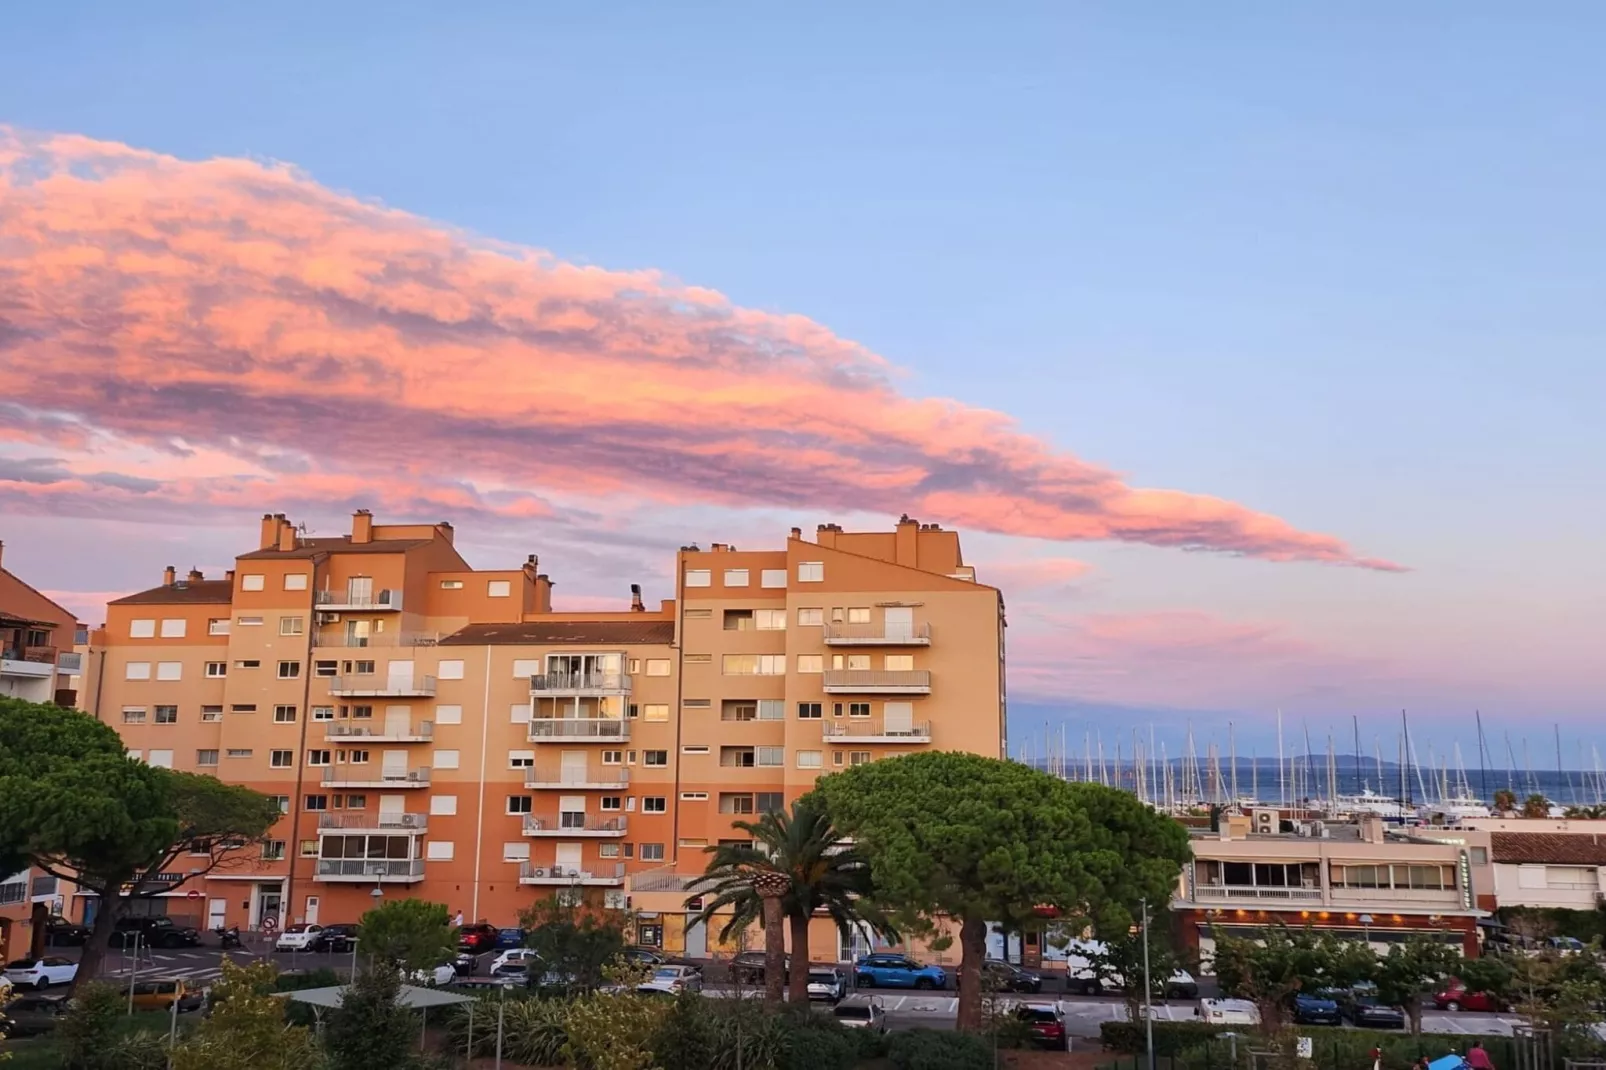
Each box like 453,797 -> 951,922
522,816 -> 629,838
527,717 -> 630,742
320,766 -> 431,789
822,623 -> 931,646
821,670 -> 931,695
313,632 -> 441,649
324,720 -> 434,743
1,646 -> 58,679
519,862 -> 627,887
317,813 -> 428,833
1192,885 -> 1325,904
530,671 -> 632,697
328,674 -> 436,697
823,719 -> 932,743
314,858 -> 425,883
525,766 -> 630,790
314,589 -> 402,612
1331,886 -> 1462,906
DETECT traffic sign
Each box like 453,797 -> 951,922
261,915 -> 278,931
186,889 -> 202,900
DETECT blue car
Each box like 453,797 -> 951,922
1292,992 -> 1342,1026
854,953 -> 948,990
494,927 -> 527,950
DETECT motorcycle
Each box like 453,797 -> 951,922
215,926 -> 242,949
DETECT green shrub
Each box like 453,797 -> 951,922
101,1029 -> 170,1070
273,967 -> 342,992
887,1028 -> 993,1070
707,1000 -> 791,1070
653,992 -> 720,1070
1100,1020 -> 1223,1055
500,997 -> 571,1068
56,981 -> 126,1070
777,1012 -> 857,1070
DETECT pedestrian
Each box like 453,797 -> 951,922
1370,1046 -> 1382,1070
1466,1042 -> 1495,1070
453,908 -> 464,927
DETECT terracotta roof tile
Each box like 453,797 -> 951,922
440,620 -> 675,646
236,537 -> 432,560
109,580 -> 236,606
1490,832 -> 1606,866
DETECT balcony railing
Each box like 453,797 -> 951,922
320,766 -> 431,788
313,632 -> 441,649
523,815 -> 629,837
530,672 -> 632,695
328,675 -> 436,697
314,589 -> 402,611
519,862 -> 627,886
0,655 -> 55,679
317,813 -> 428,832
314,858 -> 425,882
525,766 -> 630,790
324,721 -> 434,742
823,720 -> 932,742
821,670 -> 932,694
527,718 -> 630,741
1330,886 -> 1461,904
822,623 -> 932,646
1193,885 -> 1324,903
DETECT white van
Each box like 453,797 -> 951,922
1198,998 -> 1260,1025
1060,939 -> 1199,998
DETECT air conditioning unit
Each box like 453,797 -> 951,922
531,867 -> 546,878
317,612 -> 340,624
1251,808 -> 1278,835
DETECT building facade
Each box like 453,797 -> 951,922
78,512 -> 1006,950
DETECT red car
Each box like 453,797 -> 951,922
1433,980 -> 1503,1013
457,923 -> 499,953
1014,1003 -> 1069,1050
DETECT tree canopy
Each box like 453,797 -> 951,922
816,751 -> 1191,1030
518,895 -> 631,992
358,898 -> 456,976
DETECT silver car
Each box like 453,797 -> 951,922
807,967 -> 848,1003
639,964 -> 703,995
832,995 -> 887,1033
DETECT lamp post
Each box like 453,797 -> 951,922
1359,913 -> 1374,950
1142,898 -> 1155,1070
359,884 -> 383,978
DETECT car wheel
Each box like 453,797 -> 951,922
1030,981 -> 1042,994
1445,1001 -> 1461,1013
1088,980 -> 1103,996
915,977 -> 935,991
856,973 -> 874,988
35,978 -> 49,990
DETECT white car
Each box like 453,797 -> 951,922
4,957 -> 79,989
639,965 -> 702,995
489,948 -> 538,974
406,964 -> 457,987
1198,998 -> 1260,1025
274,923 -> 324,952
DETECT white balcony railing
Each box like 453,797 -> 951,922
324,721 -> 433,742
314,858 -> 425,882
312,633 -> 441,649
320,766 -> 431,788
519,862 -> 627,885
1192,885 -> 1324,903
525,766 -> 630,790
1330,886 -> 1461,904
823,720 -> 932,742
314,589 -> 402,611
328,675 -> 436,697
523,815 -> 629,837
317,813 -> 428,832
527,718 -> 630,741
821,670 -> 931,694
530,672 -> 632,695
822,623 -> 932,646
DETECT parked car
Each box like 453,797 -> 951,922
639,965 -> 703,995
731,950 -> 786,984
490,948 -> 539,974
43,916 -> 91,947
128,979 -> 205,1013
1346,994 -> 1406,1030
854,953 -> 948,990
1547,936 -> 1587,956
458,923 -> 500,953
984,959 -> 1044,994
1061,941 -> 1197,997
0,993 -> 69,1037
406,963 -> 458,987
1014,1002 -> 1070,1050
807,967 -> 848,1003
275,923 -> 325,952
624,947 -> 666,968
489,961 -> 531,986
1292,992 -> 1342,1026
111,916 -> 202,949
310,923 -> 360,953
3,957 -> 79,990
1433,979 -> 1504,1013
1198,998 -> 1260,1025
494,927 -> 528,950
832,995 -> 888,1033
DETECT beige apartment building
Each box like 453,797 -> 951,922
76,511 -> 1006,953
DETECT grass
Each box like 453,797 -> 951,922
1,1008 -> 194,1069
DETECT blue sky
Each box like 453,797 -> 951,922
1,3 -> 1602,758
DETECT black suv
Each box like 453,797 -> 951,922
731,950 -> 788,984
43,916 -> 91,947
311,924 -> 360,953
110,916 -> 202,949
983,959 -> 1045,993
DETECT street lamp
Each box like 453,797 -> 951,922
1358,914 -> 1374,949
1141,898 -> 1154,1070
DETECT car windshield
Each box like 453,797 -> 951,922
809,972 -> 837,982
1020,1008 -> 1058,1023
5,959 -> 36,969
652,968 -> 679,979
284,924 -> 310,933
834,1005 -> 872,1020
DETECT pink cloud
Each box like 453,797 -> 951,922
975,557 -> 1094,593
0,127 -> 1399,570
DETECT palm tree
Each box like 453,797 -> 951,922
689,796 -> 894,1003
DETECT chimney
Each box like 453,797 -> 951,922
816,523 -> 838,550
277,519 -> 297,552
438,521 -> 454,544
895,514 -> 919,567
259,513 -> 278,550
187,569 -> 204,583
630,584 -> 644,612
162,565 -> 176,587
789,527 -> 802,541
352,509 -> 373,545
522,554 -> 539,578
225,570 -> 235,583
1361,815 -> 1385,844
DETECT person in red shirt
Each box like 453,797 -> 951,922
1466,1042 -> 1496,1070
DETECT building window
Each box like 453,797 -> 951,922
602,750 -> 623,765
230,703 -> 258,713
270,750 -> 294,768
433,749 -> 460,770
682,746 -> 710,755
756,792 -> 783,813
643,704 -> 669,723
430,795 -> 458,816
130,619 -> 156,638
271,705 -> 296,723
849,702 -> 871,718
156,662 -> 183,681
152,752 -> 174,771
756,609 -> 786,630
122,707 -> 147,724
645,659 -> 671,677
277,661 -> 301,679
721,654 -> 785,675
440,579 -> 464,589
125,662 -> 151,680
208,619 -> 230,635
760,569 -> 787,588
200,706 -> 223,722
798,702 -> 822,719
885,655 -> 914,671
306,750 -> 331,766
850,751 -> 872,766
644,750 -> 669,766
847,607 -> 872,624
240,574 -> 265,591
797,655 -> 823,674
437,659 -> 464,680
724,610 -> 755,631
303,795 -> 328,811
236,616 -> 263,627
638,796 -> 666,813
205,662 -> 227,678
601,796 -> 622,811
723,569 -> 749,587
508,751 -> 535,769
426,841 -> 455,861
722,701 -> 757,722
154,705 -> 178,724
261,840 -> 286,860
311,706 -> 335,721
280,616 -> 304,636
506,795 -> 532,814
599,843 -> 621,858
1470,847 -> 1489,866
300,840 -> 318,857
680,792 -> 708,801
756,747 -> 784,767
225,748 -> 253,759
435,704 -> 462,725
640,843 -> 665,862
487,580 -> 511,598
797,608 -> 823,627
159,619 -> 186,638
757,700 -> 784,721
270,795 -> 290,813
797,750 -> 823,769
314,661 -> 338,677
720,793 -> 755,815
344,660 -> 375,675
684,569 -> 711,587
235,660 -> 261,670
502,842 -> 530,862
798,561 -> 824,582
340,749 -> 370,765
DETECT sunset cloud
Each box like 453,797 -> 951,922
0,127 -> 1399,569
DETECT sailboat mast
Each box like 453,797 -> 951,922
1277,710 -> 1286,809
1230,723 -> 1239,804
1352,715 -> 1363,795
1556,724 -> 1569,806
1475,710 -> 1490,803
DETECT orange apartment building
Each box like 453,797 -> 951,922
76,511 -> 1006,956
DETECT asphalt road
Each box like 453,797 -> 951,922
55,943 -> 1527,1039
